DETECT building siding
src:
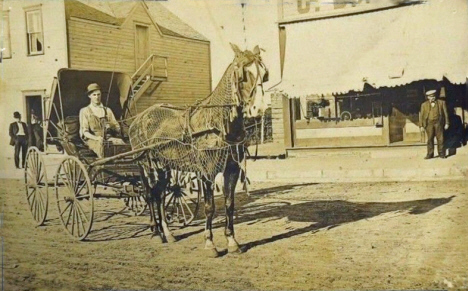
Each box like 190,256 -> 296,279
0,0 -> 68,159
67,2 -> 211,109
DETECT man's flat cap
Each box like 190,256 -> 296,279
87,83 -> 101,95
425,90 -> 437,97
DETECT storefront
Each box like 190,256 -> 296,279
275,0 -> 468,148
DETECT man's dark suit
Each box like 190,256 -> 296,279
9,121 -> 28,168
419,99 -> 449,157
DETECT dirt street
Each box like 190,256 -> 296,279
1,178 -> 467,290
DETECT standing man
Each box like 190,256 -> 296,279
30,109 -> 43,151
419,90 -> 450,159
9,112 -> 29,168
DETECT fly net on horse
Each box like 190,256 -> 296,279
128,61 -> 244,181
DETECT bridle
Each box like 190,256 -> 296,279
232,55 -> 268,110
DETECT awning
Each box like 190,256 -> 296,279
278,0 -> 468,97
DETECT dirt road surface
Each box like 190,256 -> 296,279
1,179 -> 467,290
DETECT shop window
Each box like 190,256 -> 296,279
25,7 -> 44,55
335,93 -> 383,126
1,12 -> 12,60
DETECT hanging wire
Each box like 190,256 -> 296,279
241,2 -> 247,49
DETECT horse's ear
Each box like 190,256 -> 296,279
230,43 -> 242,56
253,45 -> 261,55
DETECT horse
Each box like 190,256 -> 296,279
128,43 -> 269,256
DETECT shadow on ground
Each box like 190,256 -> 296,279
77,182 -> 454,247
236,195 -> 455,252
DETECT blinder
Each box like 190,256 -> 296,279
262,68 -> 269,83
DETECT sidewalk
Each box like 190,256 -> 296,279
246,142 -> 468,183
2,143 -> 467,183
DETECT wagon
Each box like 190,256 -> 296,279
24,68 -> 203,240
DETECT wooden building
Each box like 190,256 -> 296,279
273,0 -> 468,148
0,0 -> 211,159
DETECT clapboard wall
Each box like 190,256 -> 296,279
67,2 -> 211,108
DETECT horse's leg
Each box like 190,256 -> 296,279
154,168 -> 176,243
140,163 -> 163,243
155,185 -> 177,243
148,187 -> 163,243
224,161 -> 242,253
203,180 -> 218,257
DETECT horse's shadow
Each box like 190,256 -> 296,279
235,195 -> 455,252
177,184 -> 454,253
71,182 -> 454,246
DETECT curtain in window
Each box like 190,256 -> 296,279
1,14 -> 11,58
26,10 -> 43,54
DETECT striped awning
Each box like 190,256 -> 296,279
278,0 -> 468,97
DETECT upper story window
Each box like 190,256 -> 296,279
1,11 -> 12,60
24,6 -> 44,55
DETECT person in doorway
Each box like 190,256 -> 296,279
9,111 -> 28,168
29,109 -> 43,151
419,89 -> 449,159
79,83 -> 124,158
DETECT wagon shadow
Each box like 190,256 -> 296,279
86,222 -> 150,241
235,195 -> 455,253
83,183 -> 315,242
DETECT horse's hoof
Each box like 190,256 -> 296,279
204,247 -> 219,258
228,245 -> 243,255
151,234 -> 164,244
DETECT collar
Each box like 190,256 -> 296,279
91,102 -> 104,107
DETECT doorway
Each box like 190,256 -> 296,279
135,24 -> 149,70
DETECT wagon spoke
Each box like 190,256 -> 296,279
65,202 -> 74,228
74,204 -> 83,238
37,161 -> 43,182
75,201 -> 89,223
71,206 -> 77,236
74,170 -> 84,194
27,188 -> 36,200
59,201 -> 72,216
75,181 -> 88,197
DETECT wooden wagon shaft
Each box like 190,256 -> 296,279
159,103 -> 237,111
89,139 -> 175,167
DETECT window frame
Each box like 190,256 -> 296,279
1,10 -> 12,59
24,5 -> 44,56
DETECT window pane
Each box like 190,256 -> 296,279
26,9 -> 43,54
27,10 -> 42,33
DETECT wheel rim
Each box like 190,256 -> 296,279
24,147 -> 48,226
55,157 -> 94,241
164,170 -> 201,226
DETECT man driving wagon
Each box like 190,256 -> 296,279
79,83 -> 125,158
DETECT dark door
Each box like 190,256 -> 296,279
389,106 -> 405,143
25,95 -> 43,149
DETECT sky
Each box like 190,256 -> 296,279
161,0 -> 282,88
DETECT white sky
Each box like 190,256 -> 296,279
161,0 -> 281,88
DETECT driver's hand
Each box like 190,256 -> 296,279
109,137 -> 125,145
444,124 -> 449,130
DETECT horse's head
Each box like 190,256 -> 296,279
230,43 -> 269,118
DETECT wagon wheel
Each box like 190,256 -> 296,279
124,195 -> 147,216
163,170 -> 202,226
24,147 -> 48,226
55,157 -> 94,241
340,111 -> 352,121
90,167 -> 148,216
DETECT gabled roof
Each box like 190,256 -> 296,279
65,0 -> 209,42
